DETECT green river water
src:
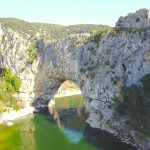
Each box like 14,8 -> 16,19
0,95 -> 136,150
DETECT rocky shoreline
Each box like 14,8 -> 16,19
0,106 -> 34,125
54,92 -> 82,98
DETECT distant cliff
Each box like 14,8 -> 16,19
0,9 -> 150,150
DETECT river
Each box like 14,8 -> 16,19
0,95 -> 136,150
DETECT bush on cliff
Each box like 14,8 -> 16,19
141,74 -> 150,91
117,75 -> 150,135
26,48 -> 37,64
91,28 -> 112,43
3,67 -> 22,92
0,67 -> 22,111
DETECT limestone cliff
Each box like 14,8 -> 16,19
0,9 -> 150,149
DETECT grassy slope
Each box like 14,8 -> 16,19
0,18 -> 111,39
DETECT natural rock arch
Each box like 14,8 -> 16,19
32,38 -> 84,109
1,9 -> 150,149
32,78 -> 83,109
54,80 -> 82,97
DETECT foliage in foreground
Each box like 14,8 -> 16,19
0,67 -> 22,111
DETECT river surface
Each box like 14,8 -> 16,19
0,95 -> 136,150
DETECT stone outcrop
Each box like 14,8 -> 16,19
116,9 -> 150,29
0,9 -> 150,149
0,28 -> 40,107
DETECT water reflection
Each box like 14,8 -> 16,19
48,94 -> 136,150
0,114 -> 35,150
84,125 -> 137,150
0,124 -> 21,150
19,115 -> 35,150
0,94 -> 137,150
0,114 -> 95,150
48,94 -> 88,144
0,94 -> 96,150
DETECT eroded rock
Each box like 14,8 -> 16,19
0,9 -> 150,149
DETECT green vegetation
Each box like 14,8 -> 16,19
111,96 -> 120,103
66,24 -> 110,35
2,34 -> 6,44
0,113 -> 96,150
107,103 -> 113,109
26,38 -> 43,64
0,18 -> 35,35
111,75 -> 120,85
55,95 -> 84,109
113,26 -> 123,34
130,28 -> 138,34
117,75 -> 150,135
0,18 -> 142,45
0,18 -> 111,40
0,67 -> 22,111
111,26 -> 139,35
119,85 -> 140,115
90,28 -> 112,43
141,74 -> 150,91
3,68 -> 22,92
26,48 -> 37,64
33,23 -> 111,39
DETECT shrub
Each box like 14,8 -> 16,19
0,83 -> 17,109
114,26 -> 123,33
111,96 -> 120,103
110,63 -> 116,69
107,103 -> 113,109
3,67 -> 22,92
91,28 -> 112,43
141,74 -> 150,91
12,103 -> 21,111
111,77 -> 118,85
3,67 -> 13,82
130,28 -> 137,34
12,75 -> 22,92
33,39 -> 38,49
26,48 -> 37,64
118,85 -> 140,115
0,67 -> 22,111
117,83 -> 150,135
136,18 -> 140,22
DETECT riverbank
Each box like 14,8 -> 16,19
0,90 -> 82,124
0,106 -> 34,124
54,91 -> 82,98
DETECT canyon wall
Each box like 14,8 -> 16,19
0,9 -> 150,149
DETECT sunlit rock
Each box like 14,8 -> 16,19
6,121 -> 13,126
0,9 -> 150,149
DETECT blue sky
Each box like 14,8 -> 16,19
0,0 -> 150,26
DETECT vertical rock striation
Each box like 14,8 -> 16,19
0,9 -> 150,149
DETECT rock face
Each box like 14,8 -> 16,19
0,9 -> 150,149
116,9 -> 150,29
0,27 -> 40,106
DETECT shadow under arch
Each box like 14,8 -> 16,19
32,79 -> 83,111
